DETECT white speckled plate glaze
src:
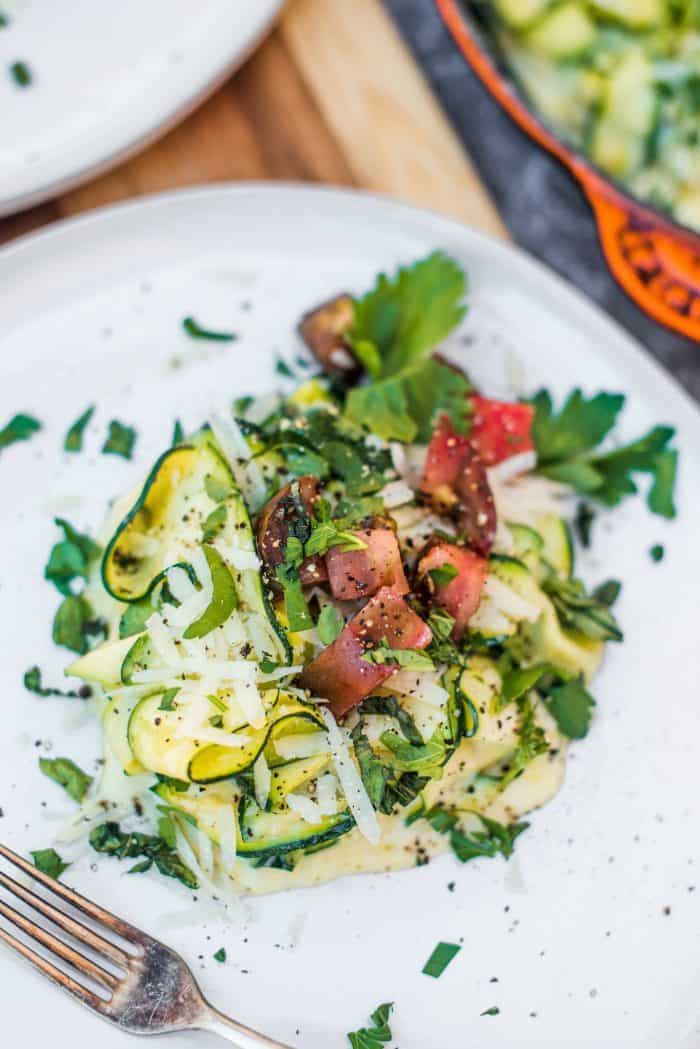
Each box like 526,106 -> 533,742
0,0 -> 282,216
1,185 -> 699,1049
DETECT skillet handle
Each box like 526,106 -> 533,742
578,173 -> 700,343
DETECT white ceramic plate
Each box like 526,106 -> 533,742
0,0 -> 282,216
1,185 -> 699,1049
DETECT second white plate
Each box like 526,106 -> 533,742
0,0 -> 282,215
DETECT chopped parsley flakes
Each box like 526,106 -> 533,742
0,413 -> 41,452
422,941 -> 462,978
64,405 -> 95,453
102,420 -> 136,459
347,1002 -> 394,1049
182,316 -> 237,342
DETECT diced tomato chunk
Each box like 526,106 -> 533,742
468,395 -> 534,466
325,521 -> 408,600
454,445 -> 497,558
299,587 -> 432,718
417,539 -> 488,640
256,476 -> 327,585
422,413 -> 470,493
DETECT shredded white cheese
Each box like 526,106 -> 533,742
320,707 -> 380,846
253,753 -> 271,810
286,794 -> 323,824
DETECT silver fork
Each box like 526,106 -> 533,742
0,842 -> 294,1046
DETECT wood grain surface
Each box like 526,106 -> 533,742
0,0 -> 505,248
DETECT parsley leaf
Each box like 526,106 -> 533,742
31,848 -> 69,879
102,420 -> 136,459
276,537 -> 313,632
347,1002 -> 394,1049
305,519 -> 367,558
45,517 -> 101,596
359,695 -> 423,746
422,941 -> 461,978
429,563 -> 458,588
351,726 -> 428,814
317,604 -> 344,645
380,729 -> 446,775
544,677 -> 595,740
182,316 -> 237,342
481,1006 -> 500,1017
64,405 -> 95,452
23,666 -> 80,698
89,821 -> 198,889
499,699 -> 548,790
416,804 -> 529,863
213,947 -> 227,963
531,389 -> 678,518
361,641 -> 434,671
39,756 -> 93,803
650,543 -> 665,563
345,253 -> 470,442
53,594 -> 107,654
0,412 -> 41,452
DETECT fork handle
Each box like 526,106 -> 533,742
200,1004 -> 295,1048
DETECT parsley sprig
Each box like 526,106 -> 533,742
345,253 -> 471,442
531,389 -> 677,517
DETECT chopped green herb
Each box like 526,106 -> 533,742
574,502 -> 595,548
10,60 -> 31,86
542,570 -> 623,642
352,725 -> 428,815
481,1006 -> 500,1017
159,688 -> 180,712
305,519 -> 367,558
275,355 -> 295,379
0,11 -> 9,27
31,848 -> 69,880
275,535 -> 313,632
422,941 -> 462,978
39,757 -> 93,803
361,642 -> 434,671
591,578 -> 622,607
64,405 -> 95,453
259,656 -> 279,674
102,420 -> 136,459
347,1002 -> 394,1049
531,389 -> 677,518
380,729 -> 446,775
213,947 -> 227,963
23,666 -> 80,699
500,664 -> 549,706
45,517 -> 101,596
53,594 -> 106,654
345,252 -> 470,441
650,543 -> 665,563
498,698 -> 548,790
317,604 -> 344,645
544,677 -> 595,740
0,413 -> 41,452
360,695 -> 423,746
410,804 -> 528,864
89,821 -> 197,889
119,598 -> 153,639
182,316 -> 237,342
428,563 -> 459,588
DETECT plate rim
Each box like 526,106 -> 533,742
0,1 -> 283,217
2,179 -> 699,438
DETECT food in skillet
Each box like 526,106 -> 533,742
42,252 -> 677,896
476,0 -> 700,232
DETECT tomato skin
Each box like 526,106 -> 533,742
422,413 -> 470,492
468,395 -> 534,466
325,521 -> 408,600
417,538 -> 488,640
422,416 -> 496,556
299,587 -> 432,718
256,477 -> 327,585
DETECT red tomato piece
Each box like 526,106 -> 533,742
255,477 -> 327,585
422,413 -> 470,493
325,522 -> 408,601
299,587 -> 432,718
454,445 -> 497,558
417,539 -> 488,640
468,395 -> 534,466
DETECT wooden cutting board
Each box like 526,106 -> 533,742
0,0 -> 506,246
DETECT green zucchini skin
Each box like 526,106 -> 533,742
236,799 -> 355,858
